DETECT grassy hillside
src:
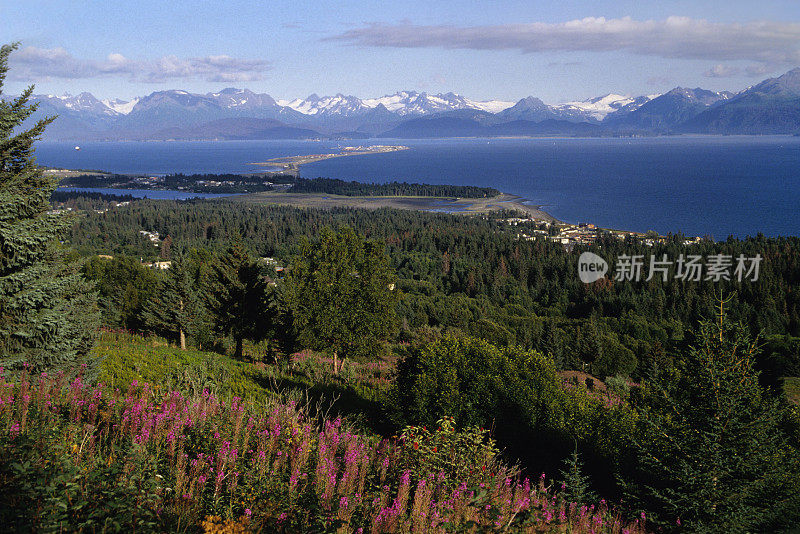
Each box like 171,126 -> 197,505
0,347 -> 646,533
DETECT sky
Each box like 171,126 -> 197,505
2,0 -> 800,104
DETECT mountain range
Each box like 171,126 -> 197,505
14,68 -> 800,140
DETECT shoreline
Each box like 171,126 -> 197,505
229,190 -> 558,221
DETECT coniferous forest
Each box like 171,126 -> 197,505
2,42 -> 800,533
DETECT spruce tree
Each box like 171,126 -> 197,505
0,43 -> 99,374
141,253 -> 204,350
206,243 -> 272,359
624,301 -> 800,532
557,445 -> 596,506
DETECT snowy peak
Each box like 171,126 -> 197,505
277,93 -> 370,116
208,88 -> 278,109
465,98 -> 515,113
31,92 -> 115,115
361,91 -> 512,116
273,90 -> 510,117
102,98 -> 139,115
663,87 -> 732,106
554,93 -> 655,121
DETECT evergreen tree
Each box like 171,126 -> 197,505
206,243 -> 272,359
558,445 -> 597,506
0,42 -> 99,374
624,301 -> 800,532
141,253 -> 204,350
541,320 -> 564,368
283,226 -> 397,374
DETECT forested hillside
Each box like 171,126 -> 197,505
67,198 -> 800,379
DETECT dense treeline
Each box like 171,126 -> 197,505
289,177 -> 500,197
58,173 -> 132,188
65,199 -> 800,385
51,190 -> 138,211
58,172 -> 296,193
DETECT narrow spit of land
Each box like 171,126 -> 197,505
249,145 -> 409,176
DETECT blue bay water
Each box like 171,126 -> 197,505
35,137 -> 800,239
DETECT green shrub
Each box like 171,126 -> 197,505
398,416 -> 511,488
93,331 -> 269,402
604,375 -> 631,397
593,335 -> 637,377
390,334 -> 637,490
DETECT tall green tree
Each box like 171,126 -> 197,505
0,42 -> 99,373
83,256 -> 158,331
141,253 -> 204,350
284,226 -> 397,374
206,243 -> 272,359
625,301 -> 800,532
558,445 -> 597,506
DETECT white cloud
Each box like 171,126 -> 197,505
329,16 -> 800,67
745,63 -> 778,77
9,47 -> 270,83
704,64 -> 741,78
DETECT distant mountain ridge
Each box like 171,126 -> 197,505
13,68 -> 800,140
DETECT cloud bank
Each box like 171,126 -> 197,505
9,47 -> 270,83
330,16 -> 800,72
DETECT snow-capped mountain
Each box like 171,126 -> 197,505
465,98 -> 515,113
277,93 -> 372,117
25,89 -> 650,125
361,91 -> 513,116
17,67 -> 800,140
553,94 -> 658,122
208,88 -> 278,110
275,91 -> 514,117
101,98 -> 139,115
34,92 -> 117,115
603,88 -> 733,130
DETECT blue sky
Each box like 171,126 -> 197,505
2,0 -> 800,103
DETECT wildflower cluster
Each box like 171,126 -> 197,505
0,369 -> 646,532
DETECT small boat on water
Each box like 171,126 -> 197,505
74,146 -> 80,150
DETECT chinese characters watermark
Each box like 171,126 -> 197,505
579,253 -> 762,283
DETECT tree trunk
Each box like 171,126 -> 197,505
333,350 -> 339,375
178,298 -> 186,350
235,336 -> 243,360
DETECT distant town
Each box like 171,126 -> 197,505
500,216 -> 704,249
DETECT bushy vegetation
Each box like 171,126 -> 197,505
51,190 -> 138,210
0,370 -> 646,533
391,335 -> 638,495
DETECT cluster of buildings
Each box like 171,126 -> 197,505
341,145 -> 400,152
92,200 -> 130,214
131,175 -> 164,186
195,179 -> 239,187
501,217 -> 704,248
138,230 -> 161,243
